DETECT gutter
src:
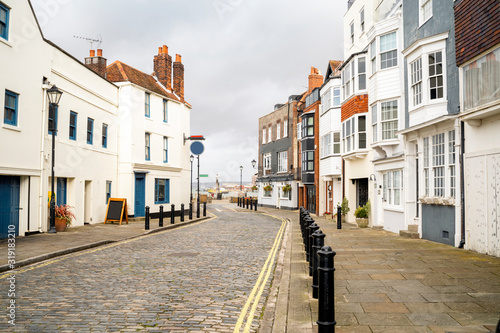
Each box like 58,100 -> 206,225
459,121 -> 466,248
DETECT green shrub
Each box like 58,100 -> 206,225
341,197 -> 350,216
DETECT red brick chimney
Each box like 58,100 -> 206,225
308,67 -> 323,93
85,49 -> 107,78
153,45 -> 172,91
173,54 -> 184,101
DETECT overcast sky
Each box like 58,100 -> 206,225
31,0 -> 345,184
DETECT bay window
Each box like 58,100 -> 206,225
429,51 -> 444,100
342,115 -> 367,153
381,100 -> 398,140
380,31 -> 397,69
411,58 -> 423,106
358,57 -> 366,90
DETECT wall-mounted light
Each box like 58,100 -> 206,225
369,174 -> 376,181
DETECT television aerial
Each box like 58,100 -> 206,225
73,34 -> 102,49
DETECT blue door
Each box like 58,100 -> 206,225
134,174 -> 146,217
0,176 -> 20,239
56,178 -> 67,206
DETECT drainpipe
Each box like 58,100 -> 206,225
39,83 -> 50,233
459,121 -> 465,248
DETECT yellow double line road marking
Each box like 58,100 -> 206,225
233,219 -> 287,333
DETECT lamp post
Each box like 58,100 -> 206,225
197,155 -> 200,218
47,85 -> 63,233
190,154 -> 194,202
251,159 -> 256,169
240,166 -> 243,191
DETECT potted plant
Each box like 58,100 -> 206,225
263,185 -> 273,192
354,200 -> 370,228
340,197 -> 350,223
324,211 -> 333,220
54,204 -> 76,232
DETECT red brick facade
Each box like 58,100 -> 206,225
85,49 -> 107,78
154,45 -> 173,91
341,94 -> 368,122
173,54 -> 185,101
455,0 -> 500,66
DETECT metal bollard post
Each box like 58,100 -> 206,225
246,198 -> 249,209
306,220 -> 317,262
238,197 -> 240,207
308,223 -> 320,276
254,199 -> 257,211
170,204 -> 175,224
159,205 -> 164,227
189,202 -> 193,220
145,206 -> 150,230
197,202 -> 200,218
312,230 -> 326,299
250,198 -> 253,210
203,202 -> 206,217
303,216 -> 313,251
337,205 -> 342,230
180,204 -> 185,222
317,246 -> 336,333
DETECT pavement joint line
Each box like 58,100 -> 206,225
233,218 -> 287,333
0,214 -> 216,280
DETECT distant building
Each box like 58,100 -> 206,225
454,0 -> 500,256
257,94 -> 302,210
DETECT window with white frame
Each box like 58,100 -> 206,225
321,134 -> 332,158
358,57 -> 366,90
276,121 -> 281,140
264,185 -> 272,197
360,8 -> 365,33
429,51 -> 443,100
333,88 -> 340,106
268,126 -> 272,143
370,39 -> 376,75
342,62 -> 353,99
449,130 -> 455,198
372,104 -> 378,143
263,153 -> 271,170
333,132 -> 340,154
280,185 -> 291,200
350,21 -> 354,45
342,115 -> 366,153
383,170 -> 403,206
283,119 -> 288,137
420,0 -> 432,24
380,32 -> 397,69
278,151 -> 287,173
411,58 -> 423,106
262,128 -> 266,144
423,137 -> 430,196
432,133 -> 445,197
381,100 -> 398,140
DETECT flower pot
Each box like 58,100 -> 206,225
55,217 -> 67,232
356,218 -> 369,228
324,214 -> 332,220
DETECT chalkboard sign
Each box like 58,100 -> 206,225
104,198 -> 128,225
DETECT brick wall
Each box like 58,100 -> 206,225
154,46 -> 173,90
455,0 -> 500,66
341,94 -> 368,122
173,54 -> 184,101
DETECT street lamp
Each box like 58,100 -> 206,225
47,85 -> 63,233
251,159 -> 256,169
240,165 -> 243,191
190,154 -> 194,202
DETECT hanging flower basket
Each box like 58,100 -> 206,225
263,185 -> 273,192
282,184 -> 292,193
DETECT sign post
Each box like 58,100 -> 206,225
190,140 -> 205,218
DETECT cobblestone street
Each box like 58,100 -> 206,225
0,204 -> 285,332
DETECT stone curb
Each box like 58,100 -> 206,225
0,216 -> 211,273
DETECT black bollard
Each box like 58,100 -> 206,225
312,230 -> 326,299
246,198 -> 249,209
197,201 -> 200,218
304,217 -> 313,253
254,199 -> 257,211
180,204 -> 185,222
171,204 -> 175,224
337,205 -> 342,230
317,246 -> 336,333
189,202 -> 193,220
145,206 -> 150,230
203,202 -> 206,217
238,197 -> 240,207
250,198 -> 253,210
308,223 -> 320,276
159,205 -> 164,227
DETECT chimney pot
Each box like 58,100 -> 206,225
90,50 -> 95,57
162,45 -> 168,54
97,49 -> 103,57
158,47 -> 162,54
175,54 -> 182,63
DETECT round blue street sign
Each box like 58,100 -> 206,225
190,141 -> 204,155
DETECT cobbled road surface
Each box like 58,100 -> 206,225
0,204 -> 285,332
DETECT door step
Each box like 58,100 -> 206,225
400,224 -> 420,239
